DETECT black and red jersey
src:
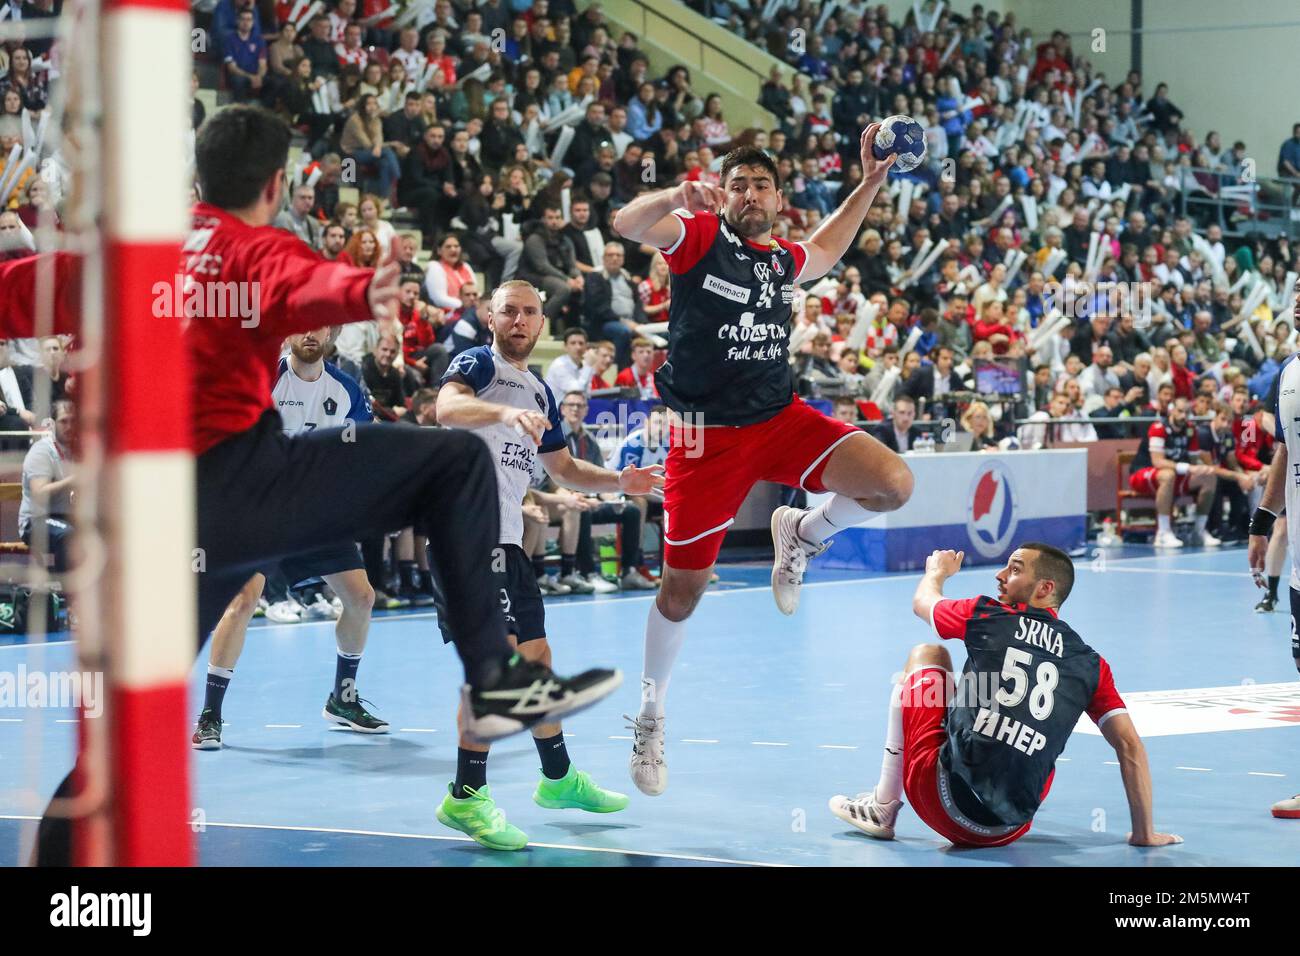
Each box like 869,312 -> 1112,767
1130,416 -> 1199,474
932,595 -> 1127,827
654,210 -> 810,426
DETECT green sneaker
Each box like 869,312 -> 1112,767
435,783 -> 528,851
533,765 -> 630,813
323,694 -> 390,733
191,709 -> 222,751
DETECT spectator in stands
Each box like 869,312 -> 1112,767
583,241 -> 646,366
545,328 -> 598,398
875,395 -> 921,453
557,391 -> 657,591
222,9 -> 268,103
398,277 -> 449,384
382,91 -> 428,162
342,96 -> 402,203
33,336 -> 70,404
1129,395 -> 1217,548
318,222 -> 350,264
613,337 -> 658,399
960,400 -> 999,452
521,204 -> 583,331
905,345 -> 962,417
342,227 -> 381,268
19,398 -> 75,572
423,232 -> 476,310
273,182 -> 324,249
1089,386 -> 1139,439
361,333 -> 409,421
1019,392 -> 1097,447
0,338 -> 34,449
1078,343 -> 1121,398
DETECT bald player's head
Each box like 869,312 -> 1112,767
489,280 -> 545,362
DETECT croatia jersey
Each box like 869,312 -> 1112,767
931,596 -> 1126,826
441,346 -> 565,546
655,210 -> 810,426
272,357 -> 372,434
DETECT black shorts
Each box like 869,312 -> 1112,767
264,542 -> 364,588
435,543 -> 546,646
1290,587 -> 1300,670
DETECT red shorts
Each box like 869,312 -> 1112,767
1129,465 -> 1189,498
661,396 -> 860,570
900,667 -> 1033,848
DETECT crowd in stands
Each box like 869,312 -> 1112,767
7,0 -> 1300,577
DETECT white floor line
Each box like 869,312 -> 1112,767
608,735 -> 632,740
1096,568 -> 1245,578
817,744 -> 858,750
1248,771 -> 1285,778
1176,766 -> 1213,772
751,741 -> 789,747
1104,760 -> 1120,766
54,719 -> 78,724
0,718 -> 22,723
265,724 -> 302,729
681,738 -> 718,744
399,728 -> 437,733
196,820 -> 789,867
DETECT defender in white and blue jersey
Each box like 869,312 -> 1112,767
429,280 -> 665,851
1248,339 -> 1300,821
193,327 -> 388,751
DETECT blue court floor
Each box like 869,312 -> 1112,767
1,545 -> 1298,866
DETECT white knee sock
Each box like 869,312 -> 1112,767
1157,513 -> 1171,535
874,680 -> 905,805
798,494 -> 874,545
639,602 -> 686,720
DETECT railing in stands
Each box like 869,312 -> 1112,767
1175,166 -> 1300,241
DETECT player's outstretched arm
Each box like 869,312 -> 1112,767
1100,713 -> 1183,847
912,549 -> 963,623
800,123 -> 896,284
541,447 -> 664,496
0,252 -> 84,338
436,380 -> 551,443
612,181 -> 720,248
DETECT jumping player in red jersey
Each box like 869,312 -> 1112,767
1128,395 -> 1220,549
830,545 -> 1182,849
0,106 -> 621,863
612,126 -> 914,795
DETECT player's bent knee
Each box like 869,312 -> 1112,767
879,459 -> 915,512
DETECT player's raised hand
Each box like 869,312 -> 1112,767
1128,831 -> 1184,847
367,247 -> 403,321
925,549 -> 964,578
859,122 -> 897,185
618,463 -> 665,496
501,406 -> 549,445
677,180 -> 724,214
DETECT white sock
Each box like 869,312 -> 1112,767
1157,514 -> 1171,535
207,664 -> 234,680
798,494 -> 874,545
1195,514 -> 1208,534
639,602 -> 686,720
874,680 -> 905,804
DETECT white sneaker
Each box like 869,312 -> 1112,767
265,599 -> 304,624
1272,794 -> 1300,819
1198,529 -> 1222,548
586,573 -> 619,594
556,573 -> 594,594
770,505 -> 828,615
537,575 -> 572,596
626,713 -> 667,796
1153,531 -> 1184,549
829,790 -> 903,840
620,568 -> 658,591
302,594 -> 341,620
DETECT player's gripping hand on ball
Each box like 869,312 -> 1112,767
503,406 -> 550,445
859,122 -> 898,185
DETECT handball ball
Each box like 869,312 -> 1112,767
871,114 -> 927,173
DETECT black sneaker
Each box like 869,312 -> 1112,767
323,694 -> 391,733
462,653 -> 622,743
1255,596 -> 1277,614
401,587 -> 437,608
192,710 -> 223,751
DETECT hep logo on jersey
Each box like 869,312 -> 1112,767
965,460 -> 1019,558
449,352 -> 477,377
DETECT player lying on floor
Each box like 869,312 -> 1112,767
830,545 -> 1182,849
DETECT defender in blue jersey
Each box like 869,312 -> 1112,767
430,280 -> 664,850
192,327 -> 388,749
